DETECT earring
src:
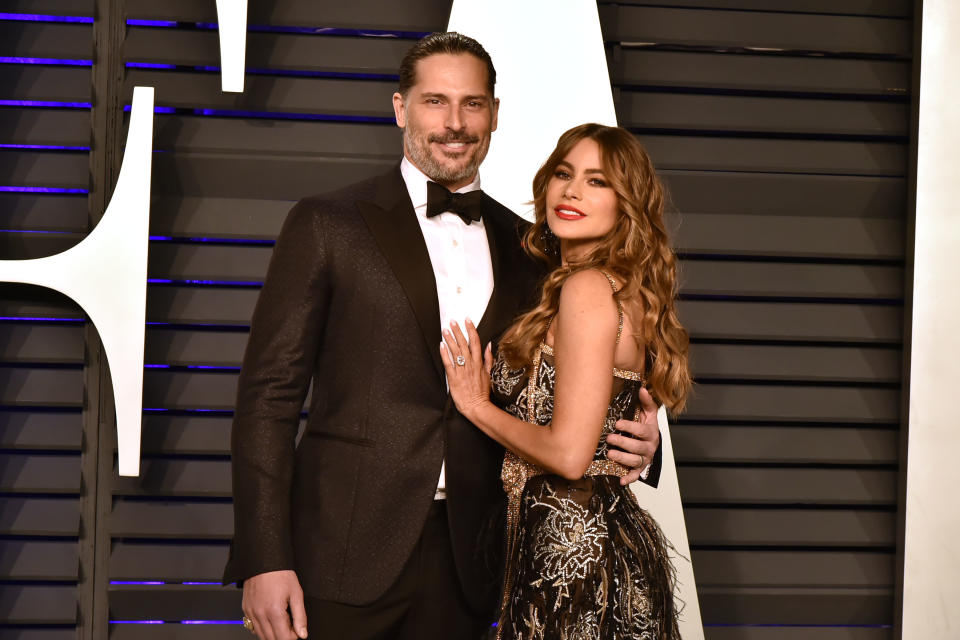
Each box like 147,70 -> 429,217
539,225 -> 559,255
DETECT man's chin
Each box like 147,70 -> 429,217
428,159 -> 476,181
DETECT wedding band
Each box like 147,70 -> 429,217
456,355 -> 466,366
242,616 -> 254,632
639,455 -> 644,467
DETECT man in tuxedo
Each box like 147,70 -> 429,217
224,32 -> 662,640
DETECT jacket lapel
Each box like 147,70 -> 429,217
357,168 -> 445,382
476,197 -> 527,347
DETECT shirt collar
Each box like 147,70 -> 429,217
400,156 -> 482,211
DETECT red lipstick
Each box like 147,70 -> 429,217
554,204 -> 586,221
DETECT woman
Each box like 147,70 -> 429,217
440,123 -> 692,639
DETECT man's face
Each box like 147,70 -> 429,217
393,53 -> 499,191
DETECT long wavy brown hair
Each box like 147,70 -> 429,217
499,123 -> 692,414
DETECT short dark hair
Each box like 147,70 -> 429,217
397,32 -> 496,98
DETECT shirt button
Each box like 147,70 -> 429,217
452,239 -> 458,247
456,286 -> 462,294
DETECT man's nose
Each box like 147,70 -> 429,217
445,106 -> 464,131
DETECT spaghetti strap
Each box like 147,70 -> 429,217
597,269 -> 624,344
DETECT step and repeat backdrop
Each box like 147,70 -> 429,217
0,0 -> 912,638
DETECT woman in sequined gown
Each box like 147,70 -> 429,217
441,124 -> 692,640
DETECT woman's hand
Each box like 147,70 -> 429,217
440,319 -> 494,421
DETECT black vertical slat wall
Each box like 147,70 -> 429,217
0,1 -> 911,639
0,3 -> 95,639
603,1 -> 910,638
109,2 -> 448,638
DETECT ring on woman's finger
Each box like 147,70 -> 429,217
242,616 -> 255,633
455,355 -> 466,366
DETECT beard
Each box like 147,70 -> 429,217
403,121 -> 490,186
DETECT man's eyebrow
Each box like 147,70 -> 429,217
419,92 -> 490,102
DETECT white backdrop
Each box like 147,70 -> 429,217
448,2 -> 704,636
901,0 -> 960,636
448,0 -> 617,220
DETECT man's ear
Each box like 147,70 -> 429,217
392,92 -> 406,128
491,97 -> 500,133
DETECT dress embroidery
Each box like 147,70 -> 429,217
490,340 -> 678,640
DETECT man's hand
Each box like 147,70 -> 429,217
605,387 -> 660,485
242,569 -> 308,640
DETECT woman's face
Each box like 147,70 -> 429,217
545,137 -> 620,261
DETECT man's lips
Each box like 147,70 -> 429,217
554,205 -> 586,221
431,137 -> 478,154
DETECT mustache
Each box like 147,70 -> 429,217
427,133 -> 480,144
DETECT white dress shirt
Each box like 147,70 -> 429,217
400,157 -> 495,497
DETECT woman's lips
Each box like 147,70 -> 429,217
554,205 -> 586,221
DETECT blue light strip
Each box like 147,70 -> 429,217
142,407 -> 234,414
0,229 -> 82,235
145,321 -> 248,328
0,99 -> 91,108
0,56 -> 92,66
144,364 -> 241,371
148,278 -> 262,286
110,620 -> 245,625
109,580 -> 232,586
0,316 -> 84,323
120,105 -> 177,114
0,13 -> 93,24
0,144 -> 89,151
0,186 -> 88,193
126,19 -> 178,27
150,235 -> 276,246
126,62 -> 177,69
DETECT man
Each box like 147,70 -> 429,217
223,32 -> 661,640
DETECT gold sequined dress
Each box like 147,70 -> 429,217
489,280 -> 679,640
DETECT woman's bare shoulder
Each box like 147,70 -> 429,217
556,269 -> 620,334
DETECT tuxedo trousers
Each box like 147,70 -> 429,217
304,500 -> 493,640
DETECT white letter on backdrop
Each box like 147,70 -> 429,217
216,0 -> 249,93
0,86 -> 155,477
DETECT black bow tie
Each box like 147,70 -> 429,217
426,181 -> 484,225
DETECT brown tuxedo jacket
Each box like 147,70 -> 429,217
223,166 -> 543,613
